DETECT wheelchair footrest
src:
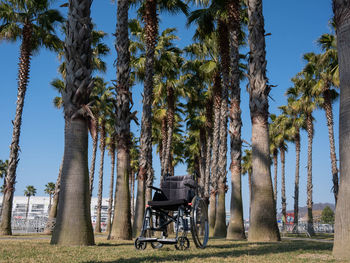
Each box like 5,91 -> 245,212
138,237 -> 177,244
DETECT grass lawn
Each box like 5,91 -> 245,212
0,235 -> 345,263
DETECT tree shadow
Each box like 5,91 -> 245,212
96,242 -> 133,247
82,240 -> 332,263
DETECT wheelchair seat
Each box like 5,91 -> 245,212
148,175 -> 196,211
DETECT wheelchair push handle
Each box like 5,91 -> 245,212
147,185 -> 163,193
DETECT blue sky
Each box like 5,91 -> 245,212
0,1 -> 335,219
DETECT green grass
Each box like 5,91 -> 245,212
0,236 -> 345,263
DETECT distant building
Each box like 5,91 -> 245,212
0,196 -> 111,231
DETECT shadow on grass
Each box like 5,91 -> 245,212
96,243 -> 134,247
83,240 -> 333,263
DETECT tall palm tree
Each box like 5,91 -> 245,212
242,148 -> 252,218
51,0 -> 95,246
105,121 -> 116,235
108,0 -> 133,240
0,0 -> 63,236
247,0 -> 280,241
290,67 -> 318,236
269,127 -> 279,208
44,182 -> 55,212
226,0 -> 247,240
279,99 -> 306,232
332,1 -> 350,259
24,185 -> 36,221
93,81 -> 114,234
270,114 -> 289,231
313,31 -> 339,204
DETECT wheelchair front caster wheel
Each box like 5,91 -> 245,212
134,237 -> 147,250
175,236 -> 190,250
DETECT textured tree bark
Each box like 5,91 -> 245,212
163,87 -> 175,175
43,159 -> 62,235
272,152 -> 278,208
51,120 -> 95,245
293,132 -> 300,232
213,19 -> 230,238
199,128 -> 207,198
280,148 -> 286,232
208,192 -> 216,236
108,0 -> 132,240
227,0 -> 246,240
306,114 -> 315,236
204,99 -> 213,201
160,117 -> 167,176
51,0 -> 94,246
209,72 -> 222,231
135,0 -> 157,224
95,124 -> 106,233
323,91 -> 339,204
247,0 -> 280,242
106,143 -> 115,234
0,22 -> 32,236
133,173 -> 145,237
332,1 -> 350,258
89,128 -> 99,197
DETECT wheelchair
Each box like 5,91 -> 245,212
134,174 -> 209,250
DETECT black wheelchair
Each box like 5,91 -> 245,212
134,175 -> 209,250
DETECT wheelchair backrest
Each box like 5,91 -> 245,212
160,175 -> 196,202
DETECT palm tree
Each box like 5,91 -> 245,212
279,99 -> 306,232
313,30 -> 339,204
108,0 -> 133,240
290,67 -> 318,236
93,81 -> 114,234
0,0 -> 63,236
269,127 -> 279,208
270,114 -> 289,231
226,0 -> 247,240
242,148 -> 252,218
51,0 -> 95,246
247,0 -> 280,241
44,182 -> 55,212
332,1 -> 350,258
24,185 -> 36,221
105,121 -> 116,235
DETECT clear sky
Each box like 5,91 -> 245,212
0,0 -> 336,219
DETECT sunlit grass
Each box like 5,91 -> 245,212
0,235 -> 344,263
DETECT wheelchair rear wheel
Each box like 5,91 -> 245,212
190,196 -> 209,248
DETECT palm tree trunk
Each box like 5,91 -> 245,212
44,158 -> 62,235
213,19 -> 230,238
164,87 -> 175,175
323,91 -> 339,204
89,128 -> 99,197
161,116 -> 167,176
199,127 -> 207,198
306,113 -> 315,236
227,0 -> 246,240
135,0 -> 158,225
51,120 -> 95,245
106,144 -> 115,234
247,0 -> 280,242
209,72 -> 222,232
51,0 -> 94,246
273,151 -> 278,208
109,0 -> 132,240
293,132 -> 300,232
280,148 -> 286,231
131,170 -> 135,222
95,124 -> 106,233
0,22 -> 33,236
204,99 -> 213,201
333,2 -> 350,258
133,171 -> 145,237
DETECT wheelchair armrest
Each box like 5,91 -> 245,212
184,183 -> 196,189
147,185 -> 163,193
